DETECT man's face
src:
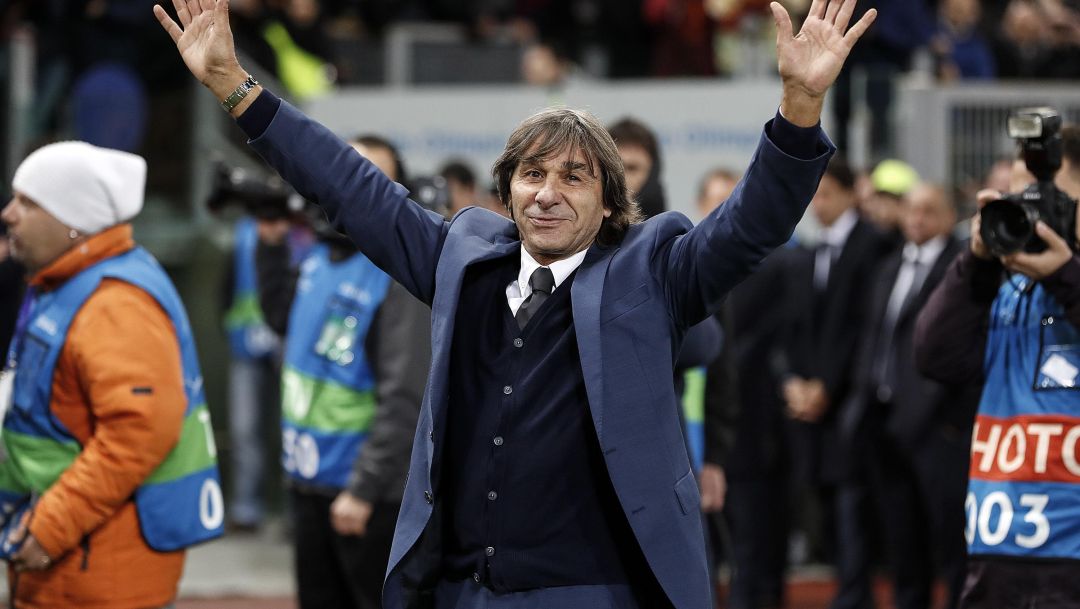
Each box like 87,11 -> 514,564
696,175 -> 738,218
618,144 -> 653,198
810,174 -> 856,227
902,185 -> 955,246
509,145 -> 610,266
351,143 -> 398,182
1,192 -> 74,272
447,178 -> 475,217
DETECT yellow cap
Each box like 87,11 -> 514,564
871,159 -> 919,197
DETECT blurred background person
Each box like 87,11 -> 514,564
931,0 -> 996,81
256,135 -> 431,609
780,157 -> 892,609
608,116 -> 667,219
699,165 -> 795,609
0,141 -> 224,608
859,158 -> 921,246
222,214 -> 282,533
439,159 -> 479,217
842,182 -> 974,609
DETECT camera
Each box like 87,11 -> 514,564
980,107 -> 1078,256
409,175 -> 451,216
206,163 -> 306,220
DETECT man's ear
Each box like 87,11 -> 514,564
603,206 -> 612,219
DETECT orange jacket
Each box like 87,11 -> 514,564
11,225 -> 187,609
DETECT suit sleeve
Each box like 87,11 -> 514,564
656,116 -> 833,328
244,92 -> 448,305
30,282 -> 186,558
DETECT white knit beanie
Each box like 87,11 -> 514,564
11,141 -> 146,235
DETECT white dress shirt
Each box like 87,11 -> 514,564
506,247 -> 588,317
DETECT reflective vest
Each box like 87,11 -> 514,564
682,367 -> 706,472
224,218 -> 279,360
967,274 -> 1080,559
281,245 -> 390,489
0,247 -> 224,551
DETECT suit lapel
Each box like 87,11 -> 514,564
429,228 -> 519,427
571,244 -> 613,441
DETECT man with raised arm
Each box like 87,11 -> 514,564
157,1 -> 876,607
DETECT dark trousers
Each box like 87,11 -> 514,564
961,558 -> 1080,609
869,426 -> 933,609
434,579 -> 641,609
831,482 -> 875,609
291,488 -> 401,609
725,476 -> 787,609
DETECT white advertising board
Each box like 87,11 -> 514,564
308,79 -> 830,221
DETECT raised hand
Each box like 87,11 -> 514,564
770,0 -> 877,126
154,0 -> 250,106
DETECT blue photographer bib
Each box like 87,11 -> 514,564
0,247 -> 224,552
280,245 -> 390,489
966,274 -> 1080,559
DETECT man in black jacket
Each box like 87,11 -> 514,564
843,182 -> 976,609
781,157 -> 891,609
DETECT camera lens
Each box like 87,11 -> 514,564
980,199 -> 1040,256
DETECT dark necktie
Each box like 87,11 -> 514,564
515,267 -> 555,329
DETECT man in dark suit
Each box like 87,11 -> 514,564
781,157 -> 891,609
843,183 -> 976,609
157,1 -> 878,607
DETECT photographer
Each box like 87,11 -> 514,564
256,135 -> 431,609
914,114 -> 1080,607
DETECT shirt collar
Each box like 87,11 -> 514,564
902,234 -> 948,266
518,246 -> 588,294
820,208 -> 858,248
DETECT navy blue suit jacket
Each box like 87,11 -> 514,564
248,100 -> 833,609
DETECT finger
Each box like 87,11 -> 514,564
170,0 -> 190,27
842,7 -> 877,46
1035,221 -> 1070,250
154,5 -> 184,44
808,0 -> 825,20
770,2 -> 794,41
187,0 -> 203,18
834,0 -> 856,31
975,188 -> 1002,209
200,0 -> 215,14
7,515 -> 27,546
824,0 -> 841,24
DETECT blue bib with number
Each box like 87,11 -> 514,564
967,274 -> 1080,559
280,245 -> 390,489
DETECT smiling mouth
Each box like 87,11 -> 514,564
527,217 -> 565,226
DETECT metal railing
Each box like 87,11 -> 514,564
897,82 -> 1080,203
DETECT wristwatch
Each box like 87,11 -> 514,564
221,75 -> 259,112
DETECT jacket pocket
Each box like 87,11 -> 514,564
600,284 -> 650,325
673,469 -> 699,516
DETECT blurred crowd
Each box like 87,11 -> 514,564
1,0 -> 1079,147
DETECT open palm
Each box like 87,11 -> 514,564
771,0 -> 877,99
154,0 -> 240,87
